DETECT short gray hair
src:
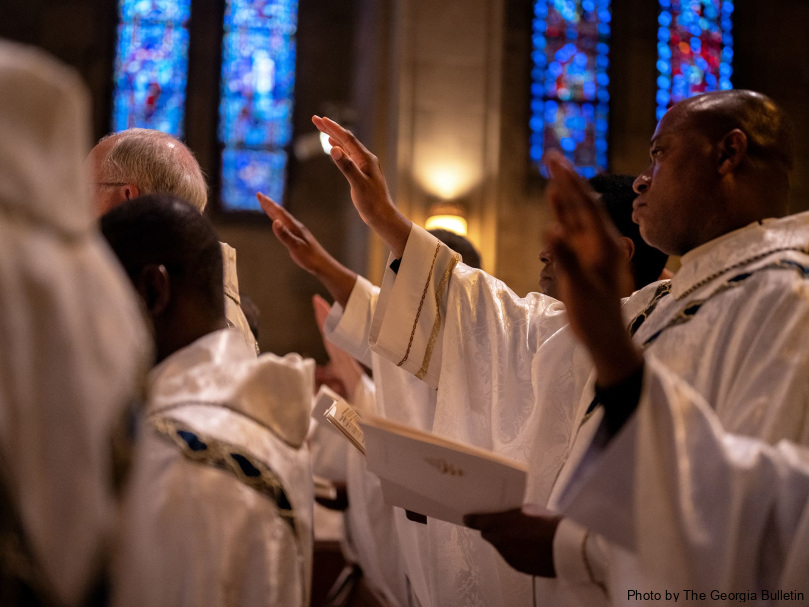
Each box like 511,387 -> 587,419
98,129 -> 208,212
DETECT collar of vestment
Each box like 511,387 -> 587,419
147,328 -> 312,448
672,210 -> 809,300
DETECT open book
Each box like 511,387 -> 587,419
311,385 -> 366,455
324,399 -> 366,455
360,415 -> 527,525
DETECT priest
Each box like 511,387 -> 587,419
556,355 -> 809,604
313,89 -> 809,604
86,128 -> 258,353
102,196 -> 314,607
0,42 -> 150,606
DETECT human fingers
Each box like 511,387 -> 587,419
312,294 -> 331,333
546,153 -> 614,239
256,191 -> 287,222
463,508 -> 522,531
312,115 -> 373,161
271,217 -> 306,252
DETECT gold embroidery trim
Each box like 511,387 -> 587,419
674,246 -> 809,300
398,241 -> 442,367
149,415 -> 298,530
416,255 -> 458,380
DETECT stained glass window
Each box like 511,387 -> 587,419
656,0 -> 733,120
219,0 -> 299,211
530,0 -> 611,178
112,0 -> 191,136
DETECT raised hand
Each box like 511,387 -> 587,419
257,192 -> 357,307
464,505 -> 562,577
544,152 -> 643,387
312,116 -> 411,258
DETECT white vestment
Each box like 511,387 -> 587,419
221,241 -> 259,354
113,329 -> 314,607
368,218 -> 809,605
559,356 -> 809,606
324,276 -> 436,606
0,41 -> 150,606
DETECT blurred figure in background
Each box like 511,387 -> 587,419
0,41 -> 149,606
539,174 -> 668,299
86,127 -> 258,353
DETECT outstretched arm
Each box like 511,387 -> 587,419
312,116 -> 412,258
257,192 -> 357,308
467,152 -> 645,580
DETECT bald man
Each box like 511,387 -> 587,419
313,90 -> 809,605
87,129 -> 257,353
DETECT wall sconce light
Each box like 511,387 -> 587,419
425,199 -> 468,236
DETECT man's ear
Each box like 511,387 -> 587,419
717,129 -> 748,175
618,236 -> 635,262
123,183 -> 140,201
135,264 -> 171,316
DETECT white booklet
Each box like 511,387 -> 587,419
324,399 -> 366,456
359,414 -> 527,525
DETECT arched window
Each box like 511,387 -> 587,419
111,0 -> 299,211
219,0 -> 299,211
656,0 -> 734,120
530,0 -> 611,177
112,0 -> 191,136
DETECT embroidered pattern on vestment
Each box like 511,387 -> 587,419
416,255 -> 459,381
149,415 -> 298,535
640,259 -> 809,348
627,281 -> 672,337
398,241 -> 442,368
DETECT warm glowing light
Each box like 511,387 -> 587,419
319,131 -> 332,154
426,167 -> 466,199
417,159 -> 478,200
425,214 -> 468,236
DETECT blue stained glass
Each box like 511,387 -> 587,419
531,0 -> 611,176
219,0 -> 299,211
112,0 -> 191,136
121,0 -> 190,21
221,149 -> 287,211
656,0 -> 733,119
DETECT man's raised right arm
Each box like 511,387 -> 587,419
311,116 -> 411,258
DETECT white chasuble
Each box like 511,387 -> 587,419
0,40 -> 151,606
113,329 -> 314,607
369,215 -> 809,606
560,356 -> 809,606
221,241 -> 259,354
325,276 -> 440,607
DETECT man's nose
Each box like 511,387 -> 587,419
633,173 -> 650,194
539,247 -> 553,265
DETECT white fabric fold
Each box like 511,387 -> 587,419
0,40 -> 150,606
114,329 -> 314,607
368,216 -> 809,605
148,329 -> 312,448
560,356 -> 809,604
220,242 -> 259,353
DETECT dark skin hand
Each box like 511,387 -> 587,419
464,505 -> 562,577
257,192 -> 358,308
